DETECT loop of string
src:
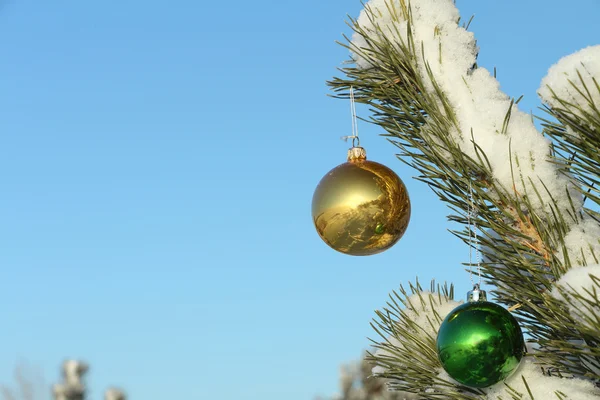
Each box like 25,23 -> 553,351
341,86 -> 360,147
468,179 -> 482,288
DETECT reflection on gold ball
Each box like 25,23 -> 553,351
312,147 -> 411,256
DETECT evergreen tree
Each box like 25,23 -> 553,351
328,0 -> 600,398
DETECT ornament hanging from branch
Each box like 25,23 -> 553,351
311,88 -> 411,256
436,285 -> 525,388
436,184 -> 525,388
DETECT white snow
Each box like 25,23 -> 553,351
557,216 -> 600,267
551,264 -> 600,329
351,0 -> 584,220
433,346 -> 600,397
539,45 -> 600,120
400,291 -> 462,338
351,0 -> 409,70
371,291 -> 461,375
371,336 -> 401,375
485,357 -> 599,399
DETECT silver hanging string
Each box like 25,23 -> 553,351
341,86 -> 360,147
468,179 -> 482,288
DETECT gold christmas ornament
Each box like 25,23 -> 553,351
311,146 -> 411,256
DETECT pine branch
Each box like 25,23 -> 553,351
540,72 -> 600,211
367,280 -> 488,399
328,0 -> 600,389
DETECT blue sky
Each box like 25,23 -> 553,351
0,1 -> 598,399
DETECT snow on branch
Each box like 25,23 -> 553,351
557,217 -> 600,268
486,357 -> 598,400
351,0 -> 582,219
371,282 -> 600,398
539,45 -> 600,121
339,0 -> 600,396
551,264 -> 600,331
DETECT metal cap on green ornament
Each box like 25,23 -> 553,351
467,284 -> 486,302
436,285 -> 525,388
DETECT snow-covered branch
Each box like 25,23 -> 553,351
329,0 -> 600,397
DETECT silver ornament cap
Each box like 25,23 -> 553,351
467,284 -> 487,302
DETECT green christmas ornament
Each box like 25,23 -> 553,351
436,286 -> 525,388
